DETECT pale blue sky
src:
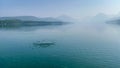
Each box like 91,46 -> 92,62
0,0 -> 120,19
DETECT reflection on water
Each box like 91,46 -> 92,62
0,23 -> 66,31
33,41 -> 55,48
0,23 -> 120,68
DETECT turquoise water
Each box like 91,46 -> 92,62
0,23 -> 120,68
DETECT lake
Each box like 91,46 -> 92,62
0,23 -> 120,68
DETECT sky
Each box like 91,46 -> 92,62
1,0 -> 120,19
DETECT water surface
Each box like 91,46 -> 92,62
0,23 -> 120,68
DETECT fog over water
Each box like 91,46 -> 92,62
0,17 -> 120,68
1,0 -> 120,67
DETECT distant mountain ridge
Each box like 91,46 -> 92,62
0,16 -> 71,28
107,19 -> 120,25
106,15 -> 120,25
0,16 -> 60,21
0,15 -> 77,22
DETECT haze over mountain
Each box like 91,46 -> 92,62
105,12 -> 120,25
107,17 -> 120,25
0,16 -> 73,28
81,13 -> 113,24
0,16 -> 57,21
2,13 -> 120,25
0,15 -> 77,22
56,15 -> 79,22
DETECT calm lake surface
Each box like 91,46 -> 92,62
0,23 -> 120,68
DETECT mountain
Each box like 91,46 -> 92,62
107,18 -> 120,25
0,15 -> 77,22
106,14 -> 120,25
0,16 -> 40,21
39,17 -> 60,22
0,16 -> 68,28
0,16 -> 61,22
